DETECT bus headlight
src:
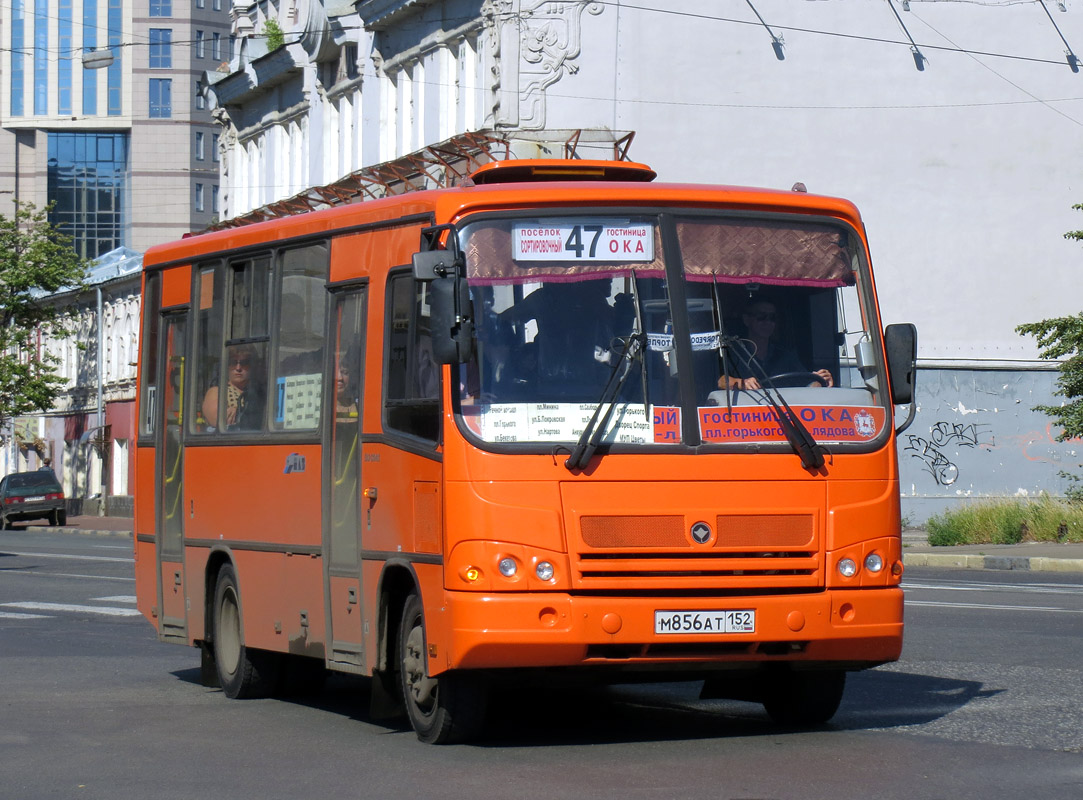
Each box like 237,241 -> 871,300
864,553 -> 884,573
837,558 -> 858,578
535,561 -> 555,581
498,557 -> 518,578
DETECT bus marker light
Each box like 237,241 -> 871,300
837,558 -> 858,578
536,562 -> 555,581
892,561 -> 904,577
464,567 -> 481,582
864,553 -> 884,573
498,558 -> 518,578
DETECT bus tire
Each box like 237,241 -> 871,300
398,592 -> 487,744
212,563 -> 280,699
762,669 -> 845,726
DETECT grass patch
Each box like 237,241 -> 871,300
927,497 -> 1083,546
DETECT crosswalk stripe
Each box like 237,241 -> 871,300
0,602 -> 142,617
0,611 -> 52,619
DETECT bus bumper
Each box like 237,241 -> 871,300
442,587 -> 902,672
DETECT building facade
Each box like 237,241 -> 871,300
2,248 -> 142,516
199,0 -> 1082,521
0,0 -> 232,255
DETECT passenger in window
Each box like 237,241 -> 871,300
335,352 -> 359,420
202,344 -> 265,430
500,280 -> 620,388
720,299 -> 833,390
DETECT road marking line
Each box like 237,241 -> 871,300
91,595 -> 136,603
0,611 -> 52,619
3,570 -> 134,582
0,550 -> 132,563
0,602 -> 142,617
906,599 -> 1083,613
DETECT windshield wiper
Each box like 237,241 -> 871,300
723,337 -> 826,470
565,330 -> 646,471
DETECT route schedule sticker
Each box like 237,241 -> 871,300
513,220 -> 654,262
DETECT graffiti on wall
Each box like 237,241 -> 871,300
905,422 -> 994,487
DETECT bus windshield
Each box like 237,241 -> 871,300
456,212 -> 888,448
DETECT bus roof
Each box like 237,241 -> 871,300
142,163 -> 865,269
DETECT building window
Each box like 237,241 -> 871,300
107,0 -> 121,114
195,30 -> 205,59
47,132 -> 130,259
58,0 -> 73,115
195,183 -> 205,212
195,0 -> 203,8
149,0 -> 171,16
212,133 -> 220,162
195,82 -> 206,111
195,131 -> 205,160
149,29 -> 172,68
213,0 -> 221,10
149,78 -> 172,117
81,0 -> 97,115
212,185 -> 219,214
11,0 -> 25,116
212,32 -> 221,62
34,0 -> 48,115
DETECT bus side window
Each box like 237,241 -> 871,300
191,263 -> 225,434
385,273 -> 440,442
272,243 -> 328,431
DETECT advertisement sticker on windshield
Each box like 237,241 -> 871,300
513,221 -> 654,262
698,406 -> 887,444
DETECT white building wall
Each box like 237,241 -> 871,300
204,0 -> 1083,516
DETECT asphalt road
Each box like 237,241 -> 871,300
2,530 -> 1082,800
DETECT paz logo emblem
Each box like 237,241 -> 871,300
690,521 -> 713,545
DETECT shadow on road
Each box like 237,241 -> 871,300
172,664 -> 992,746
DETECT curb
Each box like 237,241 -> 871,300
25,525 -> 132,538
903,552 -> 1083,573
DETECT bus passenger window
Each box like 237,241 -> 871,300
385,274 -> 440,441
191,263 -> 225,434
272,243 -> 328,431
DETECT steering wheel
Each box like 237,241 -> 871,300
768,371 -> 829,387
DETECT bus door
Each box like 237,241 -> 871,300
323,288 -> 367,671
155,313 -> 188,643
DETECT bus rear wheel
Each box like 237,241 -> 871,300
398,592 -> 487,744
212,564 -> 280,699
762,668 -> 846,726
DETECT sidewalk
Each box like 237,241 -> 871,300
22,517 -> 1083,573
902,528 -> 1083,573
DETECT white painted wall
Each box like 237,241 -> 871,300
546,0 -> 1083,366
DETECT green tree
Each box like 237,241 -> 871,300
1017,205 -> 1083,501
263,17 -> 286,52
0,202 -> 89,436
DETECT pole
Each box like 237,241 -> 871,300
97,286 -> 105,516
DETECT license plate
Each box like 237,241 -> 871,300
25,496 -> 44,502
654,609 -> 756,635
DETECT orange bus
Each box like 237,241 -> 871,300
134,159 -> 917,743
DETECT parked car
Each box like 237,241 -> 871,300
0,471 -> 67,528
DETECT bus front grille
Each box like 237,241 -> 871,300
573,513 -> 822,590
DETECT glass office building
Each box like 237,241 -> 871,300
47,132 -> 130,259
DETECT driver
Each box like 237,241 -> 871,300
719,299 -> 833,390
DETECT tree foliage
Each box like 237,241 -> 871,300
0,202 -> 89,433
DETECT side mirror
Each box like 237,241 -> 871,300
429,276 -> 474,365
412,250 -> 457,280
884,323 -> 917,405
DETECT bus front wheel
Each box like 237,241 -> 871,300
762,668 -> 846,726
212,564 -> 280,699
398,592 -> 487,744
